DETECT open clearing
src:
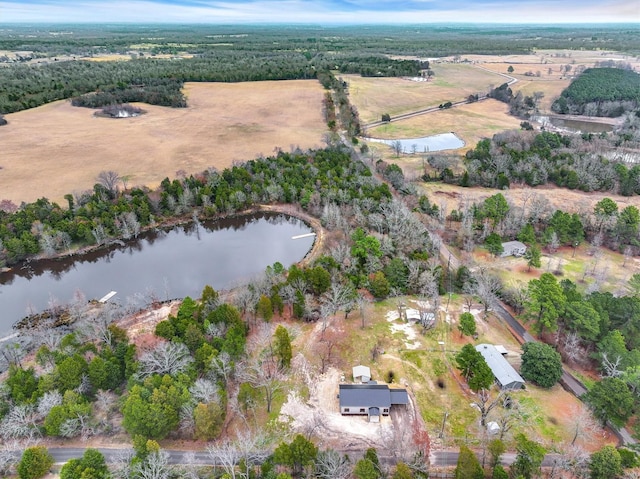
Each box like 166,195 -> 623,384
285,295 -> 616,453
364,99 -> 520,155
344,64 -> 503,124
421,181 -> 640,217
0,80 -> 326,205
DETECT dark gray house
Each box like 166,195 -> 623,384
338,384 -> 409,422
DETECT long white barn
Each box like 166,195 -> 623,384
476,343 -> 525,390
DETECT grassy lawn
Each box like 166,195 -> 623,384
473,243 -> 638,297
315,295 -> 607,449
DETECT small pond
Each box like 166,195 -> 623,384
365,132 -> 465,153
0,212 -> 314,336
533,115 -> 614,134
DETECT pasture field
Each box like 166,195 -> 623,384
364,98 -> 520,157
0,80 -> 326,205
420,181 -> 640,218
344,63 -> 503,123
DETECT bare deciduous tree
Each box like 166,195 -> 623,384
97,170 -> 120,196
237,351 -> 285,414
59,411 -> 94,440
315,449 -> 351,479
552,444 -> 590,479
601,352 -> 624,378
0,439 -> 38,477
472,389 -> 504,427
36,391 -> 62,418
189,378 -> 219,404
207,430 -> 269,479
0,405 -> 40,440
209,351 -> 234,386
137,342 -> 194,378
467,268 -> 501,319
133,450 -> 172,479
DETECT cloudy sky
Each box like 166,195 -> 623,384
1,0 -> 638,24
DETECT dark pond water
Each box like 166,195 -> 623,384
0,212 -> 314,336
533,115 -> 614,134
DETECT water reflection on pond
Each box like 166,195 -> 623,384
365,132 -> 465,153
0,212 -> 314,335
533,115 -> 614,134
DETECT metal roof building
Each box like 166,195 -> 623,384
475,343 -> 525,390
352,365 -> 371,383
500,241 -> 527,257
338,384 -> 409,422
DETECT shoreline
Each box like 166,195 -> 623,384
0,203 -> 326,338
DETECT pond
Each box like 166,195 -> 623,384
365,132 -> 465,153
533,115 -> 614,134
0,212 -> 314,336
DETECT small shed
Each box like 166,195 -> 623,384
476,344 -> 525,390
487,421 -> 500,435
500,241 -> 527,257
352,365 -> 371,383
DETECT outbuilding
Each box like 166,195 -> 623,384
476,343 -> 525,390
500,241 -> 527,257
352,365 -> 372,383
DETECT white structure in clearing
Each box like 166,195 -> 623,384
352,365 -> 371,383
500,241 -> 527,257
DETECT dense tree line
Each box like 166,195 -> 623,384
0,51 -> 426,113
463,114 -> 640,194
0,146 -> 392,267
0,52 -> 317,113
487,82 -> 542,118
552,67 -> 640,117
2,24 -> 638,60
2,23 -> 640,114
334,55 -> 422,77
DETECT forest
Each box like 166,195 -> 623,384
462,113 -> 640,194
1,23 -> 640,114
552,67 -> 640,117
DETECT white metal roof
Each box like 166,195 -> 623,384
352,365 -> 371,378
476,343 -> 525,389
501,241 -> 527,250
495,345 -> 509,355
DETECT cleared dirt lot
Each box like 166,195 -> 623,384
0,80 -> 326,204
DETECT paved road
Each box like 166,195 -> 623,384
48,447 -> 212,465
433,450 -> 562,468
47,447 -> 566,469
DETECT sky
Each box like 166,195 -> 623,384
0,0 -> 638,24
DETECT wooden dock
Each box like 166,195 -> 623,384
98,291 -> 117,303
291,233 -> 316,240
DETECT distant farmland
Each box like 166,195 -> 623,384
0,80 -> 326,205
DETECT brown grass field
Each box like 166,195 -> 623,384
364,98 -> 521,156
344,64 -> 503,124
0,80 -> 326,205
420,181 -> 640,217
